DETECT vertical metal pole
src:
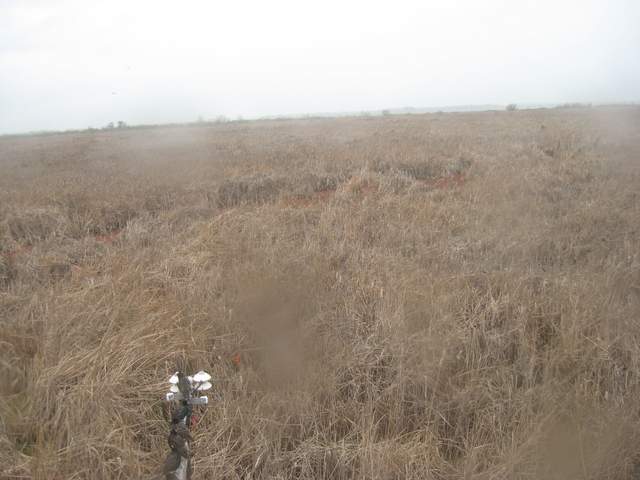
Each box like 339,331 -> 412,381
163,372 -> 193,480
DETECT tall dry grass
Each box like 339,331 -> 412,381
1,107 -> 639,479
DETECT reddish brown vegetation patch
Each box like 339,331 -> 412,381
281,189 -> 335,208
278,171 -> 467,209
344,176 -> 380,196
2,244 -> 33,260
94,229 -> 122,244
432,172 -> 466,189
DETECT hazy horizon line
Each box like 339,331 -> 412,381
2,100 -> 637,138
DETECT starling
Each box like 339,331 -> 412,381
176,371 -> 193,398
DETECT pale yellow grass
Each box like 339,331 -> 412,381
1,107 -> 639,479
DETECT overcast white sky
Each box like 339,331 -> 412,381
1,0 -> 639,134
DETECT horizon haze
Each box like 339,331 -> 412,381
1,0 -> 639,134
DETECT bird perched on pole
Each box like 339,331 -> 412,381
177,372 -> 192,399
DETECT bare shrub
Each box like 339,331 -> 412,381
534,127 -> 601,162
445,156 -> 472,175
216,175 -> 287,208
396,162 -> 439,180
378,170 -> 415,194
3,207 -> 68,245
0,256 -> 17,288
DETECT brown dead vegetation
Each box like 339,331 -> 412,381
0,107 -> 639,479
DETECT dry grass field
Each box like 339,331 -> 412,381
1,107 -> 639,479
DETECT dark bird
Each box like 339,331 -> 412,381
177,371 -> 192,398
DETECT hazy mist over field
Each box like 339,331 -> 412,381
1,0 -> 639,134
2,1 -> 640,478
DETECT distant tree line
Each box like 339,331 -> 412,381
555,102 -> 593,109
103,121 -> 128,130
